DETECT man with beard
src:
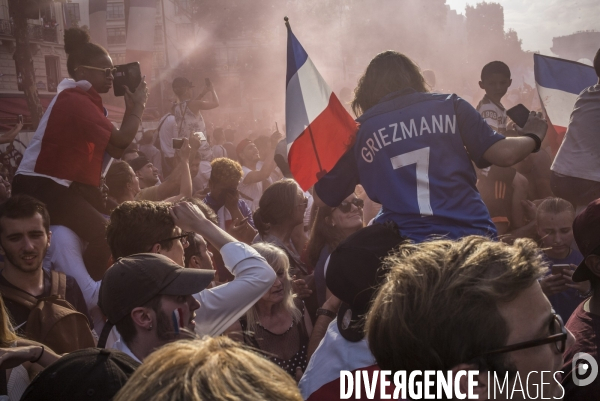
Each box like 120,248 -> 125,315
0,195 -> 92,335
98,253 -> 214,363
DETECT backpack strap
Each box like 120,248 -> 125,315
49,270 -> 67,299
0,283 -> 38,310
97,322 -> 114,349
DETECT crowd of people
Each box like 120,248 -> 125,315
0,25 -> 598,400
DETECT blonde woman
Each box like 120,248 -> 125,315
113,337 -> 302,401
0,295 -> 60,400
225,243 -> 313,381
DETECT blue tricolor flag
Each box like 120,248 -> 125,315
534,54 -> 596,138
285,18 -> 357,191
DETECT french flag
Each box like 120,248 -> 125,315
285,18 -> 357,191
534,54 -> 596,139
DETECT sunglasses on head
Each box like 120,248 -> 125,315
77,65 -> 117,78
333,198 -> 364,213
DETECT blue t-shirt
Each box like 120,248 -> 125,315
315,89 -> 504,242
544,249 -> 585,322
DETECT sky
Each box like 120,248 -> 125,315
446,0 -> 600,55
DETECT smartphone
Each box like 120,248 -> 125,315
172,138 -> 184,149
551,264 -> 570,275
113,62 -> 142,97
18,115 -> 23,124
205,78 -> 211,87
506,104 -> 530,128
275,122 -> 279,132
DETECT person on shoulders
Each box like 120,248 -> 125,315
314,51 -> 547,243
12,27 -> 147,281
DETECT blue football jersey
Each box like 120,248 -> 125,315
315,89 -> 504,242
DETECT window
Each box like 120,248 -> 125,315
154,25 -> 163,44
153,51 -> 166,68
45,56 -> 60,92
175,0 -> 189,15
64,3 -> 80,28
107,3 -> 124,19
111,53 -> 126,64
107,27 -> 126,44
176,23 -> 193,41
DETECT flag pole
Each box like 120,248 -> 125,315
284,16 -> 327,180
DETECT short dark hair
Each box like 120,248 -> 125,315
107,201 -> 176,259
481,61 -> 511,81
594,47 -> 600,78
0,195 -> 50,234
115,295 -> 162,344
213,128 -> 224,142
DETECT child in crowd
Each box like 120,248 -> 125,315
537,198 -> 591,321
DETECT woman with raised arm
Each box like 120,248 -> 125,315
12,27 -> 147,280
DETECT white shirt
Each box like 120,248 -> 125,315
158,114 -> 177,158
238,162 -> 270,212
43,225 -> 104,331
552,84 -> 600,182
109,241 -> 276,356
212,144 -> 227,159
194,241 -> 275,336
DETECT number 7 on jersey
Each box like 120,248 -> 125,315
390,147 -> 433,216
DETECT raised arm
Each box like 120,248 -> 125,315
165,138 -> 193,202
242,132 -> 283,184
187,79 -> 219,114
106,78 -> 148,158
482,112 -> 547,167
0,121 -> 23,144
170,202 -> 276,336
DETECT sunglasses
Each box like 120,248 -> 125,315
479,313 -> 567,357
77,65 -> 117,78
157,232 -> 194,247
333,198 -> 364,213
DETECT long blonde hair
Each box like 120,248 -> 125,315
113,337 -> 303,401
0,294 -> 17,347
245,243 -> 302,333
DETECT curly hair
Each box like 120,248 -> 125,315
107,201 -> 176,259
113,337 -> 303,401
366,235 -> 547,392
209,157 -> 243,187
352,50 -> 428,117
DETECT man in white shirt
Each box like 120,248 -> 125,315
103,201 -> 276,361
236,131 -> 283,211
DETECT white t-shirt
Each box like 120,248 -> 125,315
551,84 -> 600,182
238,162 -> 269,212
476,94 -> 507,133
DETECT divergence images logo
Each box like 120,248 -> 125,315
572,352 -> 598,387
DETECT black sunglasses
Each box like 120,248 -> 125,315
333,198 -> 364,213
479,313 -> 567,357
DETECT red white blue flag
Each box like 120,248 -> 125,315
285,18 -> 357,191
534,54 -> 596,138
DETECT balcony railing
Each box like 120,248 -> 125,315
0,19 -> 58,43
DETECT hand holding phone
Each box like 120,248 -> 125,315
173,138 -> 184,149
551,264 -> 570,275
17,115 -> 23,125
506,104 -> 530,128
113,62 -> 142,97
